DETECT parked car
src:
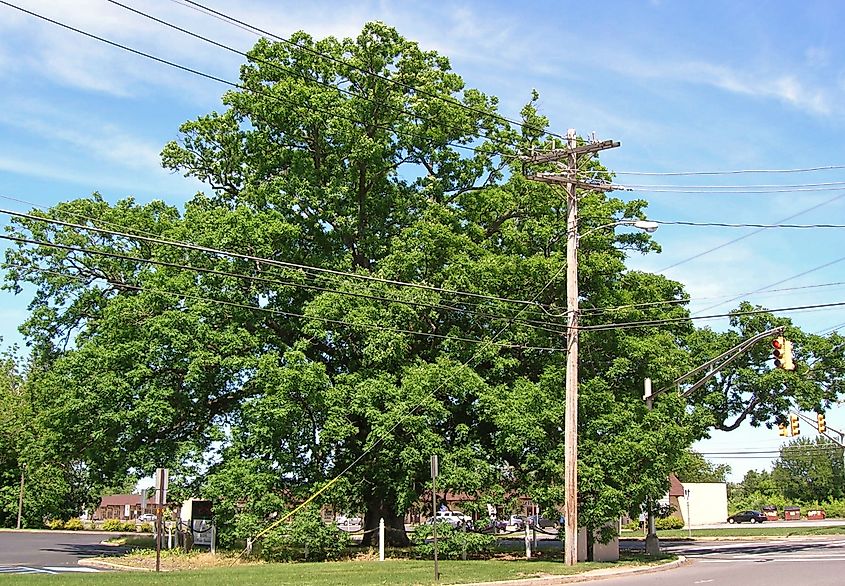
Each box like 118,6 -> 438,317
528,515 -> 558,529
335,515 -> 363,531
727,510 -> 767,524
507,515 -> 527,531
137,513 -> 157,522
430,510 -> 473,528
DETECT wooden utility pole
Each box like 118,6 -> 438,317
523,130 -> 619,565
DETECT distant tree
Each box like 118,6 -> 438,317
772,437 -> 844,502
674,449 -> 730,483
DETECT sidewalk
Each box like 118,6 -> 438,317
463,557 -> 687,586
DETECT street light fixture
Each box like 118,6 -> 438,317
563,212 -> 657,565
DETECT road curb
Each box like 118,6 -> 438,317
461,556 -> 687,586
78,558 -> 154,572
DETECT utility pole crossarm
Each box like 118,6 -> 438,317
521,140 -> 620,163
524,174 -> 617,191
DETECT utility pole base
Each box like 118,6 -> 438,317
645,533 -> 660,556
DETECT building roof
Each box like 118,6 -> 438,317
668,474 -> 685,497
99,494 -> 141,506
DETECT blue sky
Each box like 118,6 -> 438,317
2,0 -> 845,482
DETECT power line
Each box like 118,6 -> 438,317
1,232 -> 569,336
612,165 -> 845,176
173,0 -> 571,145
0,194 -> 555,322
580,299 -> 845,332
0,0 -> 516,167
657,191 -> 845,273
105,0 -> 528,157
621,185 -> 845,194
623,181 -> 845,190
9,261 -> 565,353
654,220 -> 845,229
693,253 -> 845,316
0,207 -> 553,310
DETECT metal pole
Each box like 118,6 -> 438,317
431,455 -> 439,582
643,378 -> 660,556
685,488 -> 691,538
563,127 -> 579,566
379,518 -> 385,561
155,468 -> 164,573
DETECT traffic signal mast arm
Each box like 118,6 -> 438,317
655,326 -> 786,398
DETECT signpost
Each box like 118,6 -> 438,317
431,455 -> 439,583
154,468 -> 168,573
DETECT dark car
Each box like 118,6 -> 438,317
727,510 -> 767,524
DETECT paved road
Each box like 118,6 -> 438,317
0,530 -> 127,574
607,536 -> 845,585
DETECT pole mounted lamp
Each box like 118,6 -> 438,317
563,213 -> 657,564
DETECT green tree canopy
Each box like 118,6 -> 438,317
8,22 -> 826,552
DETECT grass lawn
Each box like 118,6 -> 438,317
0,554 -> 671,585
624,524 -> 845,539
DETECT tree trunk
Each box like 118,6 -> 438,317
586,527 -> 594,562
360,495 -> 409,547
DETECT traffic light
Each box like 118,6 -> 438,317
778,423 -> 788,437
789,413 -> 800,436
817,413 -> 827,434
772,337 -> 796,371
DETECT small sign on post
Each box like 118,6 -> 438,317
155,468 -> 168,573
431,455 -> 440,583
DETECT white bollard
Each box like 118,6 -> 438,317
379,517 -> 385,561
524,524 -> 532,559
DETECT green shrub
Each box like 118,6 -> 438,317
655,516 -> 684,530
260,507 -> 350,562
820,499 -> 845,518
139,522 -> 154,533
47,519 -> 65,530
102,518 -> 125,531
63,518 -> 84,531
123,521 -> 137,532
622,520 -> 641,532
411,522 -> 495,559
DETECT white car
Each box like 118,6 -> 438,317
432,510 -> 473,527
137,513 -> 157,522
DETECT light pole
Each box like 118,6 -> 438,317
563,209 -> 657,565
522,131 -> 655,565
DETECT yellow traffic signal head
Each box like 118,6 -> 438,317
778,422 -> 788,437
817,413 -> 827,433
789,413 -> 800,436
772,337 -> 796,370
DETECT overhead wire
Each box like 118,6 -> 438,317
657,191 -> 845,273
579,299 -> 845,332
693,253 -> 845,316
172,0 -> 571,144
0,207 -> 557,311
653,220 -> 845,229
0,0 -> 525,168
7,258 -> 565,352
0,232 -> 569,336
104,0 -> 530,157
0,195 -> 557,323
12,196 -> 845,330
611,165 -> 845,176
